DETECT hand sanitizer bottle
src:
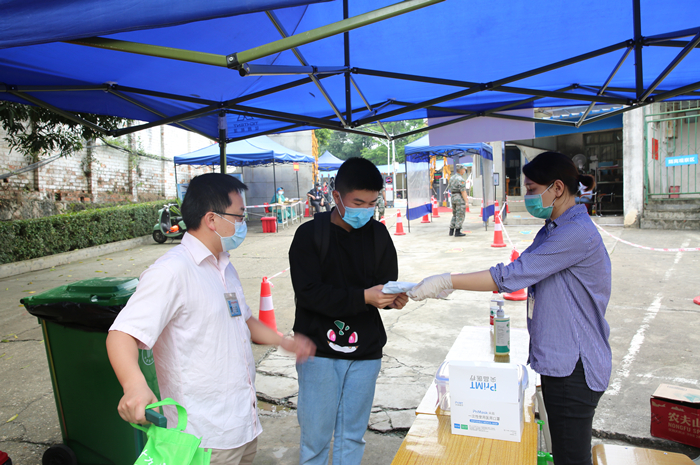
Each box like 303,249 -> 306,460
494,300 -> 510,356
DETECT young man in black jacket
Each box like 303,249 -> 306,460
289,157 -> 408,465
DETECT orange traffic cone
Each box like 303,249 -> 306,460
504,249 -> 528,301
432,197 -> 440,218
258,277 -> 282,337
491,201 -> 507,248
506,195 -> 511,214
304,200 -> 310,217
421,214 -> 430,223
694,295 -> 700,306
380,216 -> 386,226
480,198 -> 484,217
394,210 -> 406,235
465,195 -> 470,213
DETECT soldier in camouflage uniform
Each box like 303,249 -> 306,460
447,164 -> 468,236
375,186 -> 386,220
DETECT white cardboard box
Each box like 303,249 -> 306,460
449,360 -> 525,442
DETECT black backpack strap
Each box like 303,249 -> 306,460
313,211 -> 332,265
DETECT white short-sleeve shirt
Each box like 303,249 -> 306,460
110,233 -> 261,449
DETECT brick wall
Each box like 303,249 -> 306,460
0,124 -> 313,220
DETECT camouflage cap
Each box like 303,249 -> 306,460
455,163 -> 465,171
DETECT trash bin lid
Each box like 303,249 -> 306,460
21,277 -> 139,307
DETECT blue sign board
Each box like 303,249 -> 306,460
665,154 -> 698,167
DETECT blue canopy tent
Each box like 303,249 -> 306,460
1,0 -> 700,169
174,135 -> 314,199
405,135 -> 493,223
174,135 -> 314,166
317,150 -> 344,171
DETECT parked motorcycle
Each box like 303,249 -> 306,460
153,202 -> 186,243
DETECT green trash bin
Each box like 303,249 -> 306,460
21,277 -> 162,465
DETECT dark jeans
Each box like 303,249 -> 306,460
541,359 -> 604,465
310,200 -> 330,214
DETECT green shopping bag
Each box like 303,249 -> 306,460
131,398 -> 211,465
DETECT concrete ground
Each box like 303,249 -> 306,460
1,209 -> 699,463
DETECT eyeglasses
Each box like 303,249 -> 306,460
215,211 -> 248,222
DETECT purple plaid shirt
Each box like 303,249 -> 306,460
490,204 -> 612,391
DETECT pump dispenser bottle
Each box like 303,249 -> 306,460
494,300 -> 510,356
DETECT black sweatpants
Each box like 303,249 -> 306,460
541,359 -> 604,465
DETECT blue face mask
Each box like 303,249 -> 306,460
338,196 -> 374,229
215,215 -> 247,250
524,183 -> 556,219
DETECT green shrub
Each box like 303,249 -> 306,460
0,200 -> 172,265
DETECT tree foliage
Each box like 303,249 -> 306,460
315,119 -> 427,166
0,101 -> 128,161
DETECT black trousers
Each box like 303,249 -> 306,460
310,200 -> 330,214
541,359 -> 604,465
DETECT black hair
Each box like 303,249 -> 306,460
334,157 -> 383,195
181,173 -> 248,230
522,151 -> 595,195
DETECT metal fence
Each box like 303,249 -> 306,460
644,102 -> 700,202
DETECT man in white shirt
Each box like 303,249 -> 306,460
107,173 -> 315,465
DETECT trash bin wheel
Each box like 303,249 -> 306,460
152,230 -> 167,243
42,444 -> 77,465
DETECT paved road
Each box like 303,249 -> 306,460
1,210 -> 699,463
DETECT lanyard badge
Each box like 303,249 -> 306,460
225,292 -> 242,317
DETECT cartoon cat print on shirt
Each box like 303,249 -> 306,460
327,319 -> 358,353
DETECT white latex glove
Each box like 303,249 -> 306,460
407,273 -> 454,301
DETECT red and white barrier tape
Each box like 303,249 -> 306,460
594,223 -> 700,252
268,267 -> 290,280
497,204 -> 516,249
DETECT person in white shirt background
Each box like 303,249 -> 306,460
106,173 -> 315,465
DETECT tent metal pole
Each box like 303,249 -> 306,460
495,86 -> 629,105
647,40 -> 700,49
640,32 -> 700,102
115,75 -> 326,107
113,105 -> 219,136
575,85 -> 632,100
354,86 -> 482,127
223,105 -> 383,138
404,153 -> 410,233
273,158 -> 277,200
644,26 -> 700,44
577,105 -> 638,126
66,37 -> 228,67
576,47 -> 633,127
640,80 -> 700,103
225,101 -> 391,143
489,41 -> 630,89
353,68 -> 480,87
353,40 -> 629,126
238,64 -> 347,76
633,0 -> 644,100
173,160 -> 179,199
2,84 -> 109,92
349,76 -> 392,140
604,86 -> 700,97
488,113 -> 576,126
264,11 -> 347,127
226,0 -> 444,68
343,0 -> 352,126
219,113 -> 227,175
9,91 -> 108,135
108,89 -> 215,140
